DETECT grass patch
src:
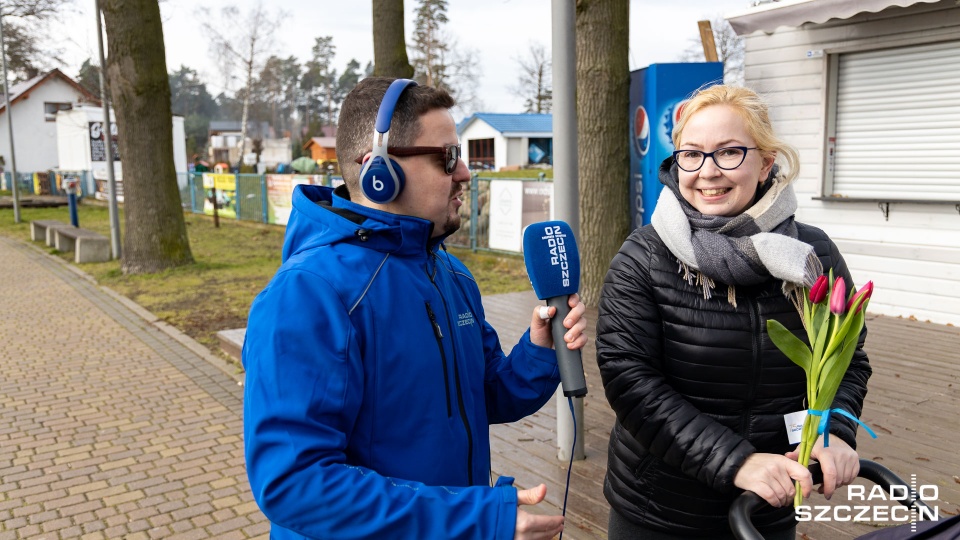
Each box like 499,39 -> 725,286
1,200 -> 531,361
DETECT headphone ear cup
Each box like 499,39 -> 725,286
360,156 -> 405,204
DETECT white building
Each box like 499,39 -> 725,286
727,0 -> 960,325
56,106 -> 187,198
0,69 -> 98,174
457,113 -> 553,171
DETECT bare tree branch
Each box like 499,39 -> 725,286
195,2 -> 284,170
510,42 -> 552,113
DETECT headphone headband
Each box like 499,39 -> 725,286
375,79 -> 418,135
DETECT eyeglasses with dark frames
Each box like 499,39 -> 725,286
355,144 -> 462,175
672,146 -> 759,172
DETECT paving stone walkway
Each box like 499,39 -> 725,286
0,236 -> 268,539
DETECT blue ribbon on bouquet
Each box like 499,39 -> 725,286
807,408 -> 878,447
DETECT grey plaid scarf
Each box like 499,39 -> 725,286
651,158 -> 822,306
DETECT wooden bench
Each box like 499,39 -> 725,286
53,227 -> 111,263
30,220 -> 73,247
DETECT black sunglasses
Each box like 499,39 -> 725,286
355,144 -> 462,175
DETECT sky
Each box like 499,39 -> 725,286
49,0 -> 754,121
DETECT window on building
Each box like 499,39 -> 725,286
528,138 -> 552,165
44,102 -> 73,122
824,40 -> 960,200
468,138 -> 495,170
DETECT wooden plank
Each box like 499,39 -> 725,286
483,290 -> 960,539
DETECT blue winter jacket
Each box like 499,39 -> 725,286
243,184 -> 561,539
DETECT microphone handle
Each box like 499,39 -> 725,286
547,296 -> 587,397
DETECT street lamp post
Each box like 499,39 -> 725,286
95,0 -> 121,259
0,11 -> 22,224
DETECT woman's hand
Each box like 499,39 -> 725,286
733,453 -> 813,507
786,436 -> 859,499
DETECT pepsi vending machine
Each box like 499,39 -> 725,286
629,62 -> 723,228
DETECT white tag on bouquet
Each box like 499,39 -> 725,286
784,410 -> 807,445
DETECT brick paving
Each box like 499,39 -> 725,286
0,236 -> 268,539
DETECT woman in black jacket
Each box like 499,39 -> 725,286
597,85 -> 871,539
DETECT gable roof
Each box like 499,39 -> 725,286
304,136 -> 336,149
208,120 -> 273,138
0,68 -> 99,114
457,113 -> 553,136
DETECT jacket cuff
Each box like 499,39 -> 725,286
828,420 -> 858,450
520,329 -> 561,373
495,481 -> 518,540
715,440 -> 757,494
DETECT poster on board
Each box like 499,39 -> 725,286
488,180 -> 524,252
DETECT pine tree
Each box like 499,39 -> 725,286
410,0 -> 450,89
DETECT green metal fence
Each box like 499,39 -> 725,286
3,170 -> 94,197
176,172 -> 551,253
5,169 -> 551,255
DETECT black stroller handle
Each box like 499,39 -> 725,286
729,459 -> 933,540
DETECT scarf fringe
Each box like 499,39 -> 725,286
677,258 -> 804,311
804,253 -> 824,288
727,284 -> 737,309
783,281 -> 807,324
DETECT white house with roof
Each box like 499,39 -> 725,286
0,69 -> 98,175
457,113 -> 552,171
726,0 -> 960,325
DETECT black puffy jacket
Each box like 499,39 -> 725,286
596,223 -> 872,536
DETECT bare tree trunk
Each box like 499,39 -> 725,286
372,0 -> 414,78
576,0 -> 630,306
237,40 -> 256,171
102,0 -> 193,274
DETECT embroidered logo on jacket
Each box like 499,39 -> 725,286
457,311 -> 476,327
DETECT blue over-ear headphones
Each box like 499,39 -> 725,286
359,79 -> 418,204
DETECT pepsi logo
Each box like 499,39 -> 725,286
664,99 -> 691,149
634,106 -> 650,157
673,99 -> 689,126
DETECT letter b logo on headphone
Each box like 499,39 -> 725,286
360,79 -> 418,204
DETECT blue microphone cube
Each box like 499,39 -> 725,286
522,221 -> 580,301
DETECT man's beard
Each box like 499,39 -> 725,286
440,186 -> 463,237
441,213 -> 461,237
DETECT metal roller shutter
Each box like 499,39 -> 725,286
829,40 -> 960,200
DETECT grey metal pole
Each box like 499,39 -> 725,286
95,0 -> 121,259
552,0 -> 585,461
0,12 -> 22,224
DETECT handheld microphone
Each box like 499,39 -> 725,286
522,221 -> 587,398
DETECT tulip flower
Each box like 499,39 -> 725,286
766,270 -> 877,506
846,281 -> 874,315
808,275 -> 829,304
829,276 -> 846,314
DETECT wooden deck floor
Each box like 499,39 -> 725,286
485,290 -> 960,540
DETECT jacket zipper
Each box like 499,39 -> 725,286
426,255 -> 475,485
425,301 -> 453,418
742,296 -> 763,438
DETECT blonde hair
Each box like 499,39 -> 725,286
672,85 -> 800,184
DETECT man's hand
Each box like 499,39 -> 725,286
530,293 -> 587,350
514,484 -> 564,540
733,453 -> 813,508
786,436 -> 859,499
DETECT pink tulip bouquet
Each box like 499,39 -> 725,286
767,271 -> 877,506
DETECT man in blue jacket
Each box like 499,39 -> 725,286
243,77 -> 587,539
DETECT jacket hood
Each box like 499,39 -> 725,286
282,184 -> 438,262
